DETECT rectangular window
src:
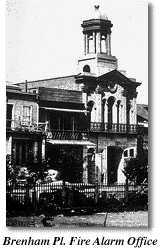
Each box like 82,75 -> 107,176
6,104 -> 13,128
13,139 -> 35,166
21,106 -> 32,126
124,150 -> 128,157
130,149 -> 134,157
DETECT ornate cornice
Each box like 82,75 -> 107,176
95,84 -> 104,95
121,89 -> 136,100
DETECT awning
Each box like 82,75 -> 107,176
40,107 -> 89,113
47,139 -> 96,146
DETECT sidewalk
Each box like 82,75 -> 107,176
6,211 -> 148,227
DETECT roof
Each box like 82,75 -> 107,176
137,104 -> 148,121
17,74 -> 78,85
98,69 -> 142,89
6,82 -> 22,92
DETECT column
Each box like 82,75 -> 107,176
105,34 -> 109,54
105,146 -> 108,184
134,98 -> 137,124
82,92 -> 88,109
108,33 -> 111,55
33,141 -> 38,163
124,98 -> 127,124
7,135 -> 12,156
36,103 -> 39,127
25,142 -> 28,164
86,34 -> 89,54
19,141 -> 22,165
112,103 -> 117,124
13,140 -> 16,165
84,34 -> 86,55
42,138 -> 46,160
120,104 -> 123,124
93,31 -> 96,53
83,147 -> 88,183
80,83 -> 88,109
105,101 -> 108,123
96,32 -> 101,53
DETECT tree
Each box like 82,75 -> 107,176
46,145 -> 83,183
122,149 -> 148,184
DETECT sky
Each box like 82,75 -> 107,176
5,0 -> 148,104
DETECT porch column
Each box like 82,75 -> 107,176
25,142 -> 28,164
19,141 -> 22,165
12,140 -> 16,165
6,135 -> 12,156
33,141 -> 38,163
42,138 -> 46,160
83,147 -> 88,183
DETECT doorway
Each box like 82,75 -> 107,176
107,146 -> 123,184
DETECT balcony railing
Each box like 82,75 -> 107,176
6,119 -> 45,133
46,130 -> 89,141
6,120 -> 89,140
6,119 -> 139,137
90,122 -> 139,134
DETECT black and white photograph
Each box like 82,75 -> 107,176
5,0 -> 149,228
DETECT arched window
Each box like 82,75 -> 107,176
117,100 -> 121,129
88,35 -> 93,53
102,98 -> 106,125
126,99 -> 132,126
87,100 -> 94,125
107,96 -> 115,129
83,65 -> 91,73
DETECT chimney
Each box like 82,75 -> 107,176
25,80 -> 28,92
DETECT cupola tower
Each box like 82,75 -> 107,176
77,5 -> 117,76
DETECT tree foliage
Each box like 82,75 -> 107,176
122,149 -> 148,184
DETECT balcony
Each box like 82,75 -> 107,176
46,130 -> 89,141
90,122 -> 139,134
6,120 -> 89,140
6,119 -> 45,134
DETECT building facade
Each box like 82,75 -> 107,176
6,6 -> 144,184
6,83 -> 45,173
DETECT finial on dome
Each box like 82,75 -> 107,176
94,5 -> 100,11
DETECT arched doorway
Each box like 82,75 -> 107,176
107,146 -> 123,184
87,147 -> 95,184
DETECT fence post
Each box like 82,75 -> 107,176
125,178 -> 129,203
32,179 -> 37,215
95,181 -> 98,204
94,166 -> 99,204
26,180 -> 30,206
62,179 -> 67,207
